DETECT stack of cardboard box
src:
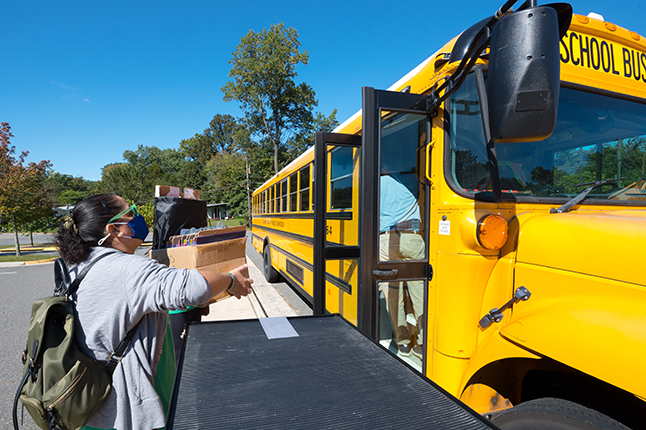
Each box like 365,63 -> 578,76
150,187 -> 248,301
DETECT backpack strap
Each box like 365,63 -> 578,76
63,250 -> 142,374
103,319 -> 143,375
53,259 -> 71,297
64,251 -> 115,298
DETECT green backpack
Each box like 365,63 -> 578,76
13,253 -> 140,430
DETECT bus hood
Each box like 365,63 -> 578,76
502,210 -> 646,398
515,210 -> 646,286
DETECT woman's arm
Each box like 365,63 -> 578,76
199,264 -> 253,300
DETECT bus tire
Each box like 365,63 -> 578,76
263,246 -> 280,283
490,398 -> 630,430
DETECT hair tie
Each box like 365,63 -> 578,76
61,215 -> 78,234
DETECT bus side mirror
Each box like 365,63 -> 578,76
488,5 -> 566,143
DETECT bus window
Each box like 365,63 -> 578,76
449,74 -> 491,193
311,164 -> 316,211
300,165 -> 310,212
280,179 -> 288,212
289,173 -> 298,212
379,112 -> 427,261
330,147 -> 353,210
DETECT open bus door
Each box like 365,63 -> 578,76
312,132 -> 361,316
360,87 -> 431,373
313,89 -> 431,373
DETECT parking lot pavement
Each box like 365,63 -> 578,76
203,257 -> 299,321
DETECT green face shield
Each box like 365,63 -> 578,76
103,204 -> 139,233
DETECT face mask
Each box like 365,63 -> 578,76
98,205 -> 149,245
111,215 -> 149,241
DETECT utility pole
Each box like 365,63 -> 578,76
245,155 -> 252,227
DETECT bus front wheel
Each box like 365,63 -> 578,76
263,246 -> 280,283
490,398 -> 630,430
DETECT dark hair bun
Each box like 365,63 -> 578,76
54,194 -> 125,264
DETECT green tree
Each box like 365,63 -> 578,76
98,145 -> 189,203
178,160 -> 208,191
45,172 -> 93,206
98,162 -> 144,202
222,22 -> 317,174
17,209 -> 57,246
203,153 -> 248,219
58,189 -> 88,206
0,122 -> 52,256
138,202 -> 155,233
180,114 -> 241,166
288,110 -> 339,162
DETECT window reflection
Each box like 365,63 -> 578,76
379,113 -> 427,262
330,147 -> 353,210
449,73 -> 646,202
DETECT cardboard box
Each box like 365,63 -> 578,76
150,236 -> 248,302
155,185 -> 202,200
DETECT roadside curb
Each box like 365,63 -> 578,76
0,246 -> 57,253
0,257 -> 58,267
25,257 -> 58,265
0,261 -> 25,267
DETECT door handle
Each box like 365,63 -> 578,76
479,287 -> 531,329
425,139 -> 435,182
372,269 -> 398,277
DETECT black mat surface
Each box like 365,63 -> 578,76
168,315 -> 498,429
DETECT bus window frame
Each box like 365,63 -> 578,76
261,191 -> 265,214
329,146 -> 354,211
289,173 -> 298,212
300,164 -> 311,212
270,185 -> 274,213
280,179 -> 288,212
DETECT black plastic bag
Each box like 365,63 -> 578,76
152,197 -> 207,250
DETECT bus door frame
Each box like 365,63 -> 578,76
312,132 -> 362,316
359,86 -> 431,343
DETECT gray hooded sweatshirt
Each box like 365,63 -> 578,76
70,247 -> 211,430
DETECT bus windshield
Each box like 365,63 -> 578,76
450,75 -> 646,203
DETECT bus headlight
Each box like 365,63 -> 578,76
477,214 -> 509,250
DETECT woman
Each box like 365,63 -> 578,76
54,193 -> 252,430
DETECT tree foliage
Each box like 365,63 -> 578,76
180,114 -> 241,166
97,145 -> 189,203
222,22 -> 318,174
45,172 -> 94,206
203,153 -> 248,219
0,122 -> 52,255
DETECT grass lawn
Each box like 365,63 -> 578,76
207,218 -> 248,229
0,254 -> 56,263
0,243 -> 54,249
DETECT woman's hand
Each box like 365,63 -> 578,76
199,265 -> 254,300
228,264 -> 254,299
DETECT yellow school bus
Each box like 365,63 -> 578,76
252,3 -> 646,428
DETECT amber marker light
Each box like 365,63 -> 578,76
477,214 -> 509,250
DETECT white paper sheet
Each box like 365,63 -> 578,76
259,316 -> 300,340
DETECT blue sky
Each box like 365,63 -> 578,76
2,0 -> 644,181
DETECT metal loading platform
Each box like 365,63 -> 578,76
167,315 -> 499,429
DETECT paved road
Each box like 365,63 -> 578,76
0,233 -> 55,247
244,234 -> 312,317
0,262 -> 53,430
